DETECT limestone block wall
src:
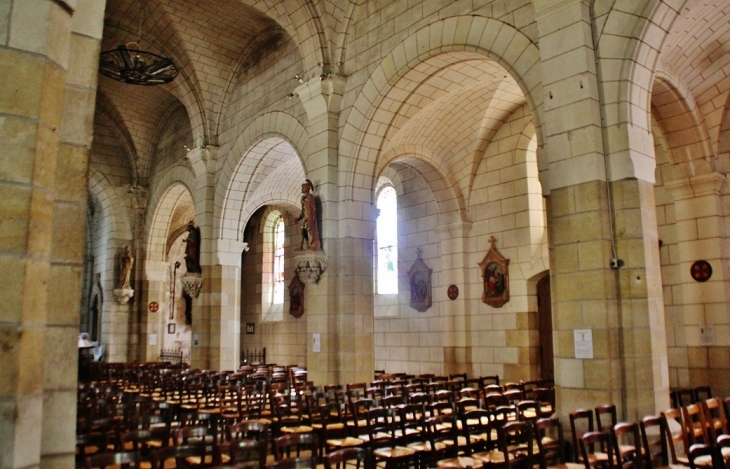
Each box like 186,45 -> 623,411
467,106 -> 546,382
240,206 -> 306,366
374,166 -> 443,375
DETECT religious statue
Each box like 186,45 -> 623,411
118,246 -> 134,289
183,220 -> 202,273
296,179 -> 321,250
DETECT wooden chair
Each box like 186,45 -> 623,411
579,432 -> 615,469
684,403 -> 711,447
534,417 -> 584,469
85,451 -> 140,469
459,408 -> 493,456
661,408 -> 691,466
611,422 -> 641,469
702,398 -> 728,441
687,444 -> 720,469
474,420 -> 534,469
595,406 -> 618,433
694,387 -> 712,403
716,435 -> 730,467
273,432 -> 318,463
321,447 -> 368,469
639,415 -> 674,468
571,409 -> 607,464
216,438 -> 267,469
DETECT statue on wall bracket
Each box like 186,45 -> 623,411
288,274 -> 305,318
478,236 -> 510,308
408,248 -> 432,312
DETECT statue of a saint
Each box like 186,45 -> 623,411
118,246 -> 134,289
183,221 -> 202,273
296,179 -> 321,250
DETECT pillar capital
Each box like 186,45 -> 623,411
295,74 -> 347,122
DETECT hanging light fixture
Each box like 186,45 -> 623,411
99,2 -> 178,85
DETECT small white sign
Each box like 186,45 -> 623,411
193,334 -> 200,347
312,333 -> 321,353
148,333 -> 157,346
699,325 -> 715,345
574,329 -> 593,359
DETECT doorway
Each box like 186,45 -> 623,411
537,275 -> 554,381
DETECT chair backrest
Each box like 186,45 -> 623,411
273,432 -> 317,462
640,415 -> 669,467
701,397 -> 728,440
223,438 -> 267,469
397,403 -> 426,446
535,417 -> 567,469
595,405 -> 617,432
571,409 -> 596,462
517,400 -> 540,423
322,447 -> 368,469
612,422 -> 641,469
499,420 -> 534,469
683,403 -> 710,446
460,408 -> 493,456
694,386 -> 712,402
85,451 -> 139,469
580,431 -> 614,469
228,420 -> 268,444
661,408 -> 689,465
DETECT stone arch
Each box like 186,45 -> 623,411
651,69 -> 714,178
340,15 -> 544,199
145,166 -> 197,264
88,164 -> 134,245
598,0 -> 687,181
376,145 -> 464,226
216,112 -> 309,244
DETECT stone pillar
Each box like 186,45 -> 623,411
296,75 -> 375,384
209,241 -> 247,371
665,173 -> 730,393
0,0 -> 104,467
186,145 -> 219,370
436,222 -> 473,376
142,261 -> 169,361
535,0 -> 668,421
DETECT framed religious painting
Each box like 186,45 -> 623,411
408,248 -> 432,312
478,236 -> 510,308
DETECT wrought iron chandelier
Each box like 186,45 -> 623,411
99,2 -> 178,85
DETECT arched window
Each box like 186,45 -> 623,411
376,186 -> 398,294
273,217 -> 285,304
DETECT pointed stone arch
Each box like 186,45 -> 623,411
652,69 -> 714,178
376,145 -> 465,226
340,15 -> 544,199
216,112 -> 309,246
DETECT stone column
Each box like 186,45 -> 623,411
142,261 -> 169,361
0,0 -> 104,467
535,0 -> 668,421
665,173 -> 729,392
436,222 -> 473,375
209,241 -> 247,371
186,145 -> 218,370
296,75 -> 375,384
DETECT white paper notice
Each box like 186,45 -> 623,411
699,325 -> 715,345
148,333 -> 157,346
574,329 -> 593,359
312,333 -> 321,353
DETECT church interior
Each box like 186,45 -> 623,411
3,0 -> 730,467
